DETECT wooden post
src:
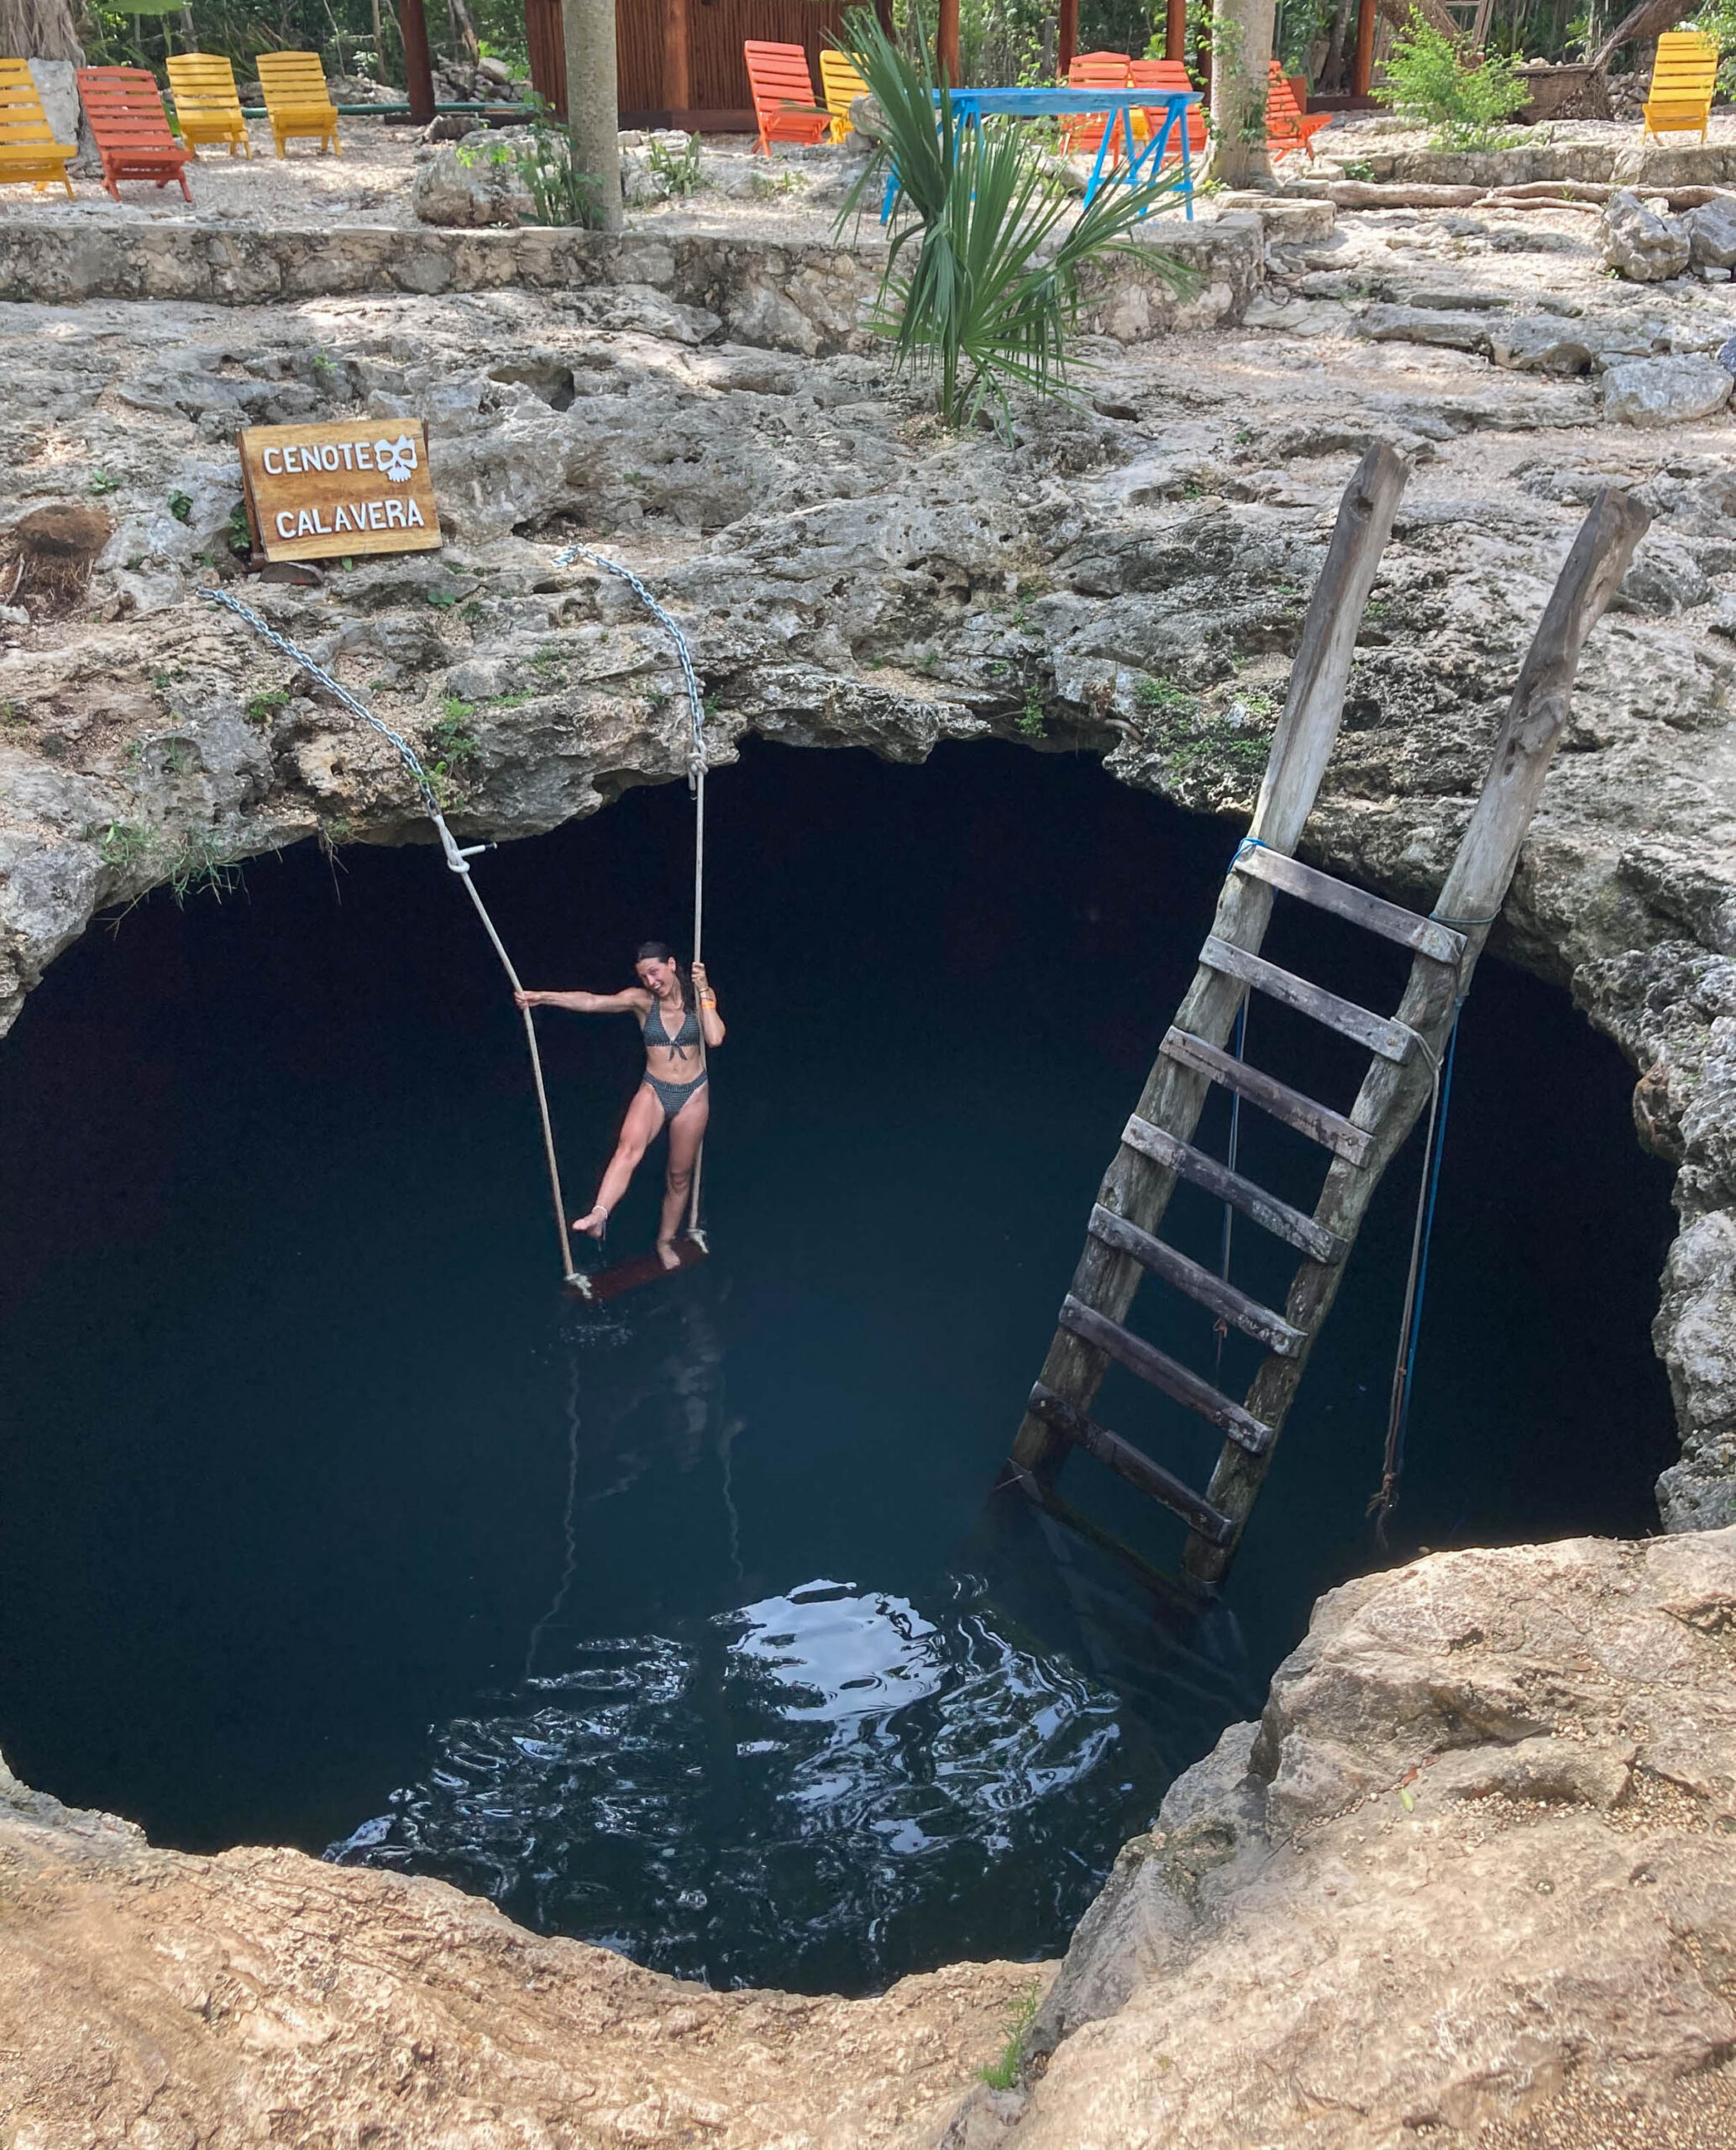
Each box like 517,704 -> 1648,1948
875,0 -> 894,33
661,0 -> 688,120
1352,0 -> 1376,96
1059,0 -> 1078,75
937,0 -> 961,84
1009,445 -> 1409,1484
400,0 -> 435,122
1165,0 -> 1188,63
1180,487 -> 1650,1589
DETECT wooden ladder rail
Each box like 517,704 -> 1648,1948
1009,443 -> 1408,1493
1008,468 -> 1649,1590
1179,485 -> 1649,1586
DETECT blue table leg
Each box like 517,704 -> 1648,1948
1180,99 -> 1193,220
1083,118 -> 1113,206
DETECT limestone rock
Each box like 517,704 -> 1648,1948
1602,353 -> 1733,427
1487,316 -> 1595,374
1359,303 -> 1490,351
948,1530 -> 1736,2150
412,128 -> 534,228
1600,188 -> 1691,281
1616,531 -> 1715,614
1685,197 -> 1736,270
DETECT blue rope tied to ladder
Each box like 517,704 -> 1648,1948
1369,1002 -> 1462,1545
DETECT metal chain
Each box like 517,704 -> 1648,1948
196,583 -> 581,1287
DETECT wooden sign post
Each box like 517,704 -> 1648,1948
238,419 -> 442,564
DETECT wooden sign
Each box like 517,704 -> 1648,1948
238,418 -> 442,564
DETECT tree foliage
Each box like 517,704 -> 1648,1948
840,8 -> 1190,431
1373,9 -> 1527,144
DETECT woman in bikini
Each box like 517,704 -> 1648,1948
515,942 -> 723,1264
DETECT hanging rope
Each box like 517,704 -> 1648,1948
1367,1007 -> 1461,1545
198,585 -> 582,1286
550,543 -> 710,1236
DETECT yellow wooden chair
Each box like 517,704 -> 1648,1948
819,50 -> 869,143
0,60 -> 76,197
1643,29 -> 1718,144
166,52 -> 250,157
257,50 -> 339,156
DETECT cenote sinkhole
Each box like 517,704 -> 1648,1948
0,737 -> 1680,1994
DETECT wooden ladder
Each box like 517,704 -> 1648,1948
1007,447 -> 1647,1593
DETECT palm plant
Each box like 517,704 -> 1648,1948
837,9 -> 1193,431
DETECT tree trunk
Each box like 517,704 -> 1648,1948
448,0 -> 480,62
1377,0 -> 1461,40
563,0 -> 622,234
1589,0 -> 1689,71
1205,0 -> 1275,187
0,0 -> 82,60
936,0 -> 960,85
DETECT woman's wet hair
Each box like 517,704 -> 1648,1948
636,940 -> 691,1009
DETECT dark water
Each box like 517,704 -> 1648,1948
0,739 -> 1678,1991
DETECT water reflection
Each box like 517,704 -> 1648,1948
326,1284 -> 1265,1990
328,1576 -> 1145,1990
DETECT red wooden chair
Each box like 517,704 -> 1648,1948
743,41 -> 830,157
1060,50 -> 1131,160
1128,58 -> 1208,163
1266,61 -> 1332,163
77,66 -> 193,200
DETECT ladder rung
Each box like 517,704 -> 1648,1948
1087,1203 -> 1305,1356
1058,1295 -> 1273,1455
1160,1027 -> 1374,1167
1120,1114 -> 1349,1266
1028,1382 -> 1235,1544
1201,936 -> 1416,1063
1233,845 -> 1466,965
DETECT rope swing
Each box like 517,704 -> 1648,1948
199,546 -> 708,1284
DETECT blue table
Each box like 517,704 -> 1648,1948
881,85 -> 1199,223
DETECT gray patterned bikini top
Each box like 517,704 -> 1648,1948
642,994 -> 701,1061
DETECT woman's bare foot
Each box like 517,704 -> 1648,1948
571,1205 -> 609,1241
655,1237 -> 681,1271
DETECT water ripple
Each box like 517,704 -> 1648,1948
327,1576 -> 1152,1990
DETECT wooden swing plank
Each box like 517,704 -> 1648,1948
564,1235 -> 708,1303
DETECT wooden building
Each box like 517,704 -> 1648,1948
525,0 -> 849,132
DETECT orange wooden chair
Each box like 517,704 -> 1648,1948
0,60 -> 76,196
1266,61 -> 1331,163
744,41 -> 830,156
1128,57 -> 1207,161
165,51 -> 250,157
1060,50 -> 1132,159
76,66 -> 193,202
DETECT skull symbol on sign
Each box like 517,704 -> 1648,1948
374,434 -> 418,485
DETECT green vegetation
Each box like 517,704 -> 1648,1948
466,102 -> 606,228
978,1983 -> 1041,2092
167,489 -> 194,525
94,820 -> 151,871
839,9 -> 1191,432
1017,682 -> 1047,738
425,589 -> 459,610
645,130 -> 702,197
422,698 -> 481,807
89,470 -> 121,497
1373,13 -> 1526,150
245,686 -> 291,725
165,831 -> 243,907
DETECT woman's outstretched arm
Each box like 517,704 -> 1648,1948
515,988 -> 646,1014
691,962 -> 726,1047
